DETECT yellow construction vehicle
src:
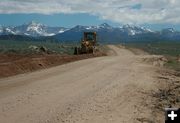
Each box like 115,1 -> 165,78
74,32 -> 97,55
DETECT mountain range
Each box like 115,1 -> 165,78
0,21 -> 68,37
0,21 -> 180,43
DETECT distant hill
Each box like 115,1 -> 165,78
0,34 -> 57,42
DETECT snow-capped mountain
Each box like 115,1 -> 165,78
0,22 -> 155,37
1,21 -> 180,42
63,23 -> 153,35
121,24 -> 154,35
161,28 -> 175,34
68,23 -> 113,31
98,23 -> 114,30
0,21 -> 68,37
54,23 -> 156,42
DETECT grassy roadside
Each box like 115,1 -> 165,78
0,40 -> 76,55
165,56 -> 180,71
124,41 -> 180,71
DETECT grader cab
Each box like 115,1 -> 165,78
74,32 -> 97,55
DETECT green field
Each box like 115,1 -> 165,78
124,41 -> 180,56
0,40 -> 78,55
124,41 -> 180,71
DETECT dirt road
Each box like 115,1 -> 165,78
0,45 -> 164,123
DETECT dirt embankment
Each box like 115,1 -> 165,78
0,52 -> 106,78
127,47 -> 180,122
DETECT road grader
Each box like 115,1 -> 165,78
74,32 -> 97,55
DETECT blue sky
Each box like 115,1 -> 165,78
0,0 -> 180,30
0,13 -> 120,28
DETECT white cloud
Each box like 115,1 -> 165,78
0,0 -> 180,24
